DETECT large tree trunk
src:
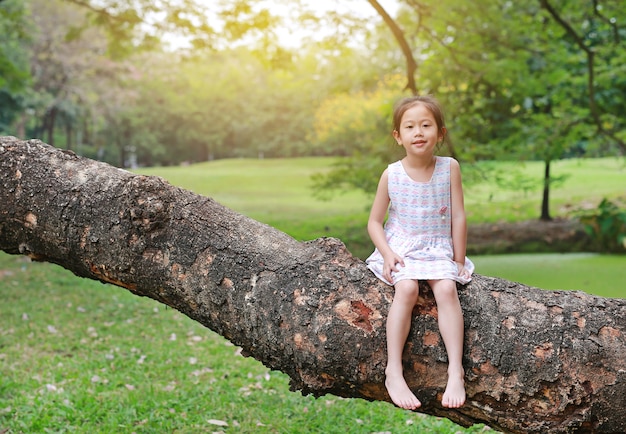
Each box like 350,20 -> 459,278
1,136 -> 625,433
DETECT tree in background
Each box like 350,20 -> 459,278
1,0 -> 624,211
0,0 -> 31,136
3,0 -> 382,166
311,74 -> 408,197
323,0 -> 625,221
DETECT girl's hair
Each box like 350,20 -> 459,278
392,95 -> 447,144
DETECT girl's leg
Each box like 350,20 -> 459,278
429,279 -> 466,408
385,279 -> 421,410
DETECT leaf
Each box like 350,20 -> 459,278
207,419 -> 228,427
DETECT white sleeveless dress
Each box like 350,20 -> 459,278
366,157 -> 474,285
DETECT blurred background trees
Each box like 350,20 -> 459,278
1,0 -> 624,218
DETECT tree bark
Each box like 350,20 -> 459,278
1,136 -> 625,433
540,160 -> 552,221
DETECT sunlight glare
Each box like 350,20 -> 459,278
165,0 -> 400,50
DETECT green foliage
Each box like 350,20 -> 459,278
576,198 -> 626,253
310,75 -> 408,196
316,0 -> 626,216
1,0 -> 625,177
125,48 -> 322,164
399,0 -> 626,160
0,0 -> 31,133
0,0 -> 30,90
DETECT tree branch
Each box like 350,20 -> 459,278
539,0 -> 626,154
592,0 -> 620,44
366,0 -> 418,95
1,136 -> 626,433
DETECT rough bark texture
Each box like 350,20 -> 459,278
1,136 -> 625,433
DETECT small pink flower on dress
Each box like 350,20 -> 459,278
439,205 -> 448,220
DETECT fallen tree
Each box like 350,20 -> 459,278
1,136 -> 625,433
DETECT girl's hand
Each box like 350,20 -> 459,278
455,261 -> 470,279
383,252 -> 404,283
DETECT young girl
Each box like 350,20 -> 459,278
366,95 -> 474,410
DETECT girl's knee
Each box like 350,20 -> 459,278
394,280 -> 419,300
430,280 -> 458,302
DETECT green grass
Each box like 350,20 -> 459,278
0,253 -> 491,433
473,253 -> 626,299
464,157 -> 626,223
138,156 -> 626,258
141,158 -> 370,234
141,157 -> 374,259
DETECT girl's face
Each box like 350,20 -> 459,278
393,103 -> 445,159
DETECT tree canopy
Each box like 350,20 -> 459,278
0,0 -> 624,218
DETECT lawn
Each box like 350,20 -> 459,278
3,250 -> 622,433
472,253 -> 625,299
138,156 -> 626,229
138,156 -> 626,259
464,157 -> 626,224
140,157 -> 374,257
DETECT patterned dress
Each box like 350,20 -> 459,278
366,156 -> 474,285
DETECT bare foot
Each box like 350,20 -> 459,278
441,373 -> 466,408
385,373 -> 421,410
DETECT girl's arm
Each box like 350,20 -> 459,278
449,159 -> 469,274
367,169 -> 404,282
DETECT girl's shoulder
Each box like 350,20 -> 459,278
438,156 -> 460,163
386,160 -> 404,176
436,156 -> 461,171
